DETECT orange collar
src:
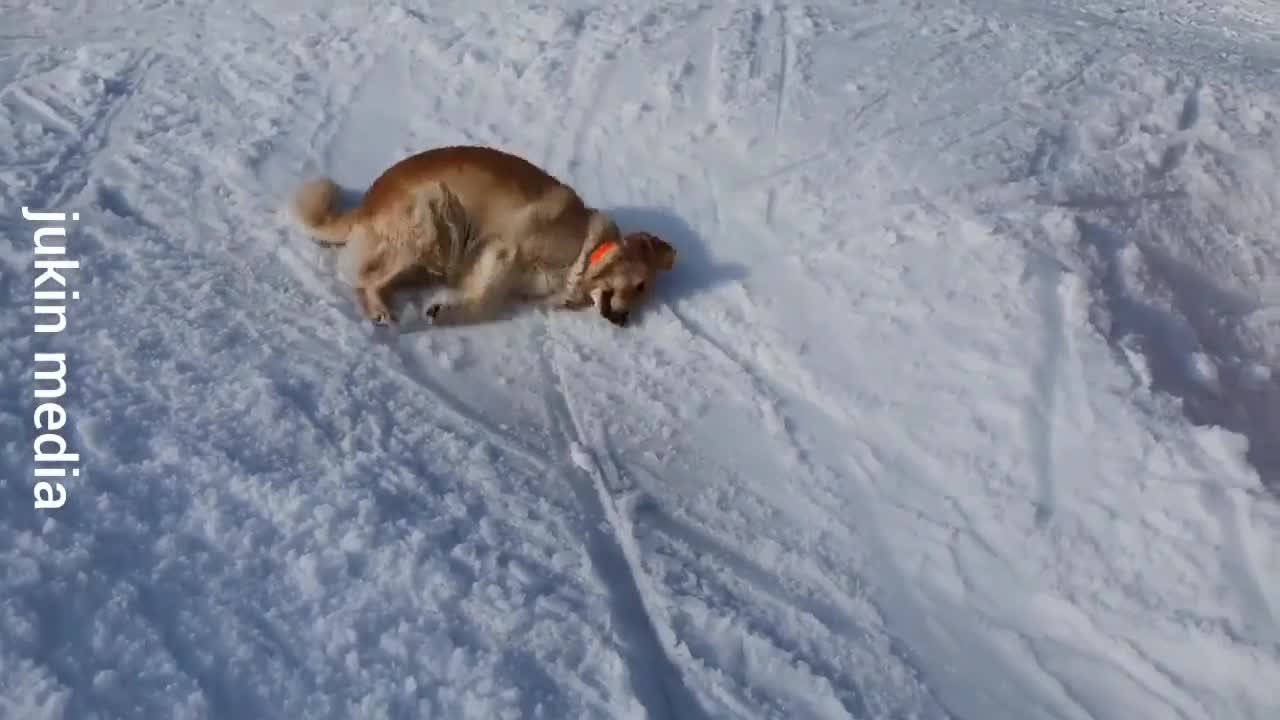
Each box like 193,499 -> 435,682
588,240 -> 617,268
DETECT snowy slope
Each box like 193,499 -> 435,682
3,1 -> 1280,718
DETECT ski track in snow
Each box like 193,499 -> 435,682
4,1 -> 1280,718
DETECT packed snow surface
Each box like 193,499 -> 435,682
3,1 -> 1280,718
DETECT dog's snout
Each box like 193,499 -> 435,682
596,290 -> 629,326
597,289 -> 615,311
600,305 -> 629,326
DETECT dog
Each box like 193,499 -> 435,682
291,145 -> 676,327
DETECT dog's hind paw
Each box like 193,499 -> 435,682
424,303 -> 450,326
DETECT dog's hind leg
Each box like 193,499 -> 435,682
425,243 -> 518,326
355,246 -> 417,325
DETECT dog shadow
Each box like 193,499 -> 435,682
607,205 -> 748,307
332,183 -> 366,214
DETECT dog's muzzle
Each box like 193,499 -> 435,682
597,290 -> 629,327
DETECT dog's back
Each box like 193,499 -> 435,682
362,145 -> 587,232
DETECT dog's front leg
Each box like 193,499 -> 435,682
425,244 -> 516,326
555,294 -> 592,310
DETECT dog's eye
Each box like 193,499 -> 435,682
634,282 -> 646,294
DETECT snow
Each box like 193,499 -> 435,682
3,0 -> 1280,718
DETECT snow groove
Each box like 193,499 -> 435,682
1025,257 -> 1097,528
1026,256 -> 1068,527
0,47 -> 156,210
540,328 -> 708,720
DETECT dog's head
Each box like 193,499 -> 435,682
581,228 -> 677,327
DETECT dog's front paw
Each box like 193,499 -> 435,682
559,296 -> 592,310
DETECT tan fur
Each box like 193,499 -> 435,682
292,178 -> 356,246
291,145 -> 676,327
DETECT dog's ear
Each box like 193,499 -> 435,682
626,232 -> 676,271
650,237 -> 676,271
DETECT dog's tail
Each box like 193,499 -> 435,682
292,178 -> 359,246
